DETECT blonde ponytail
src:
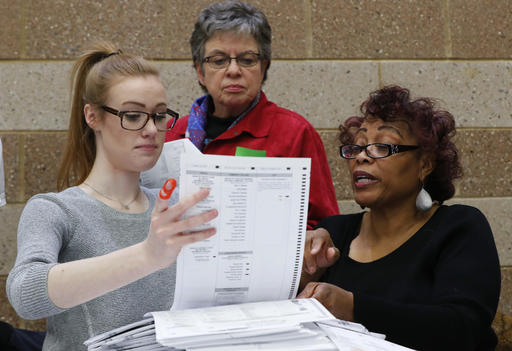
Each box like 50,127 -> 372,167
57,42 -> 159,190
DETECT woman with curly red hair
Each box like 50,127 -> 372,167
299,85 -> 500,350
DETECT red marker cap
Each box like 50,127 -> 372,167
159,178 -> 177,200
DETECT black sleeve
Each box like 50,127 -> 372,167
354,206 -> 501,351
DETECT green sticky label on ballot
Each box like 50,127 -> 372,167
235,146 -> 266,157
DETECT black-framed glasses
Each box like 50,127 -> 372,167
101,106 -> 179,131
340,143 -> 419,159
202,52 -> 261,69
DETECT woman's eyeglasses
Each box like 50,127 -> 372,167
340,143 -> 419,159
101,106 -> 179,131
202,52 -> 261,69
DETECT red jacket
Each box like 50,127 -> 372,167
166,92 -> 339,228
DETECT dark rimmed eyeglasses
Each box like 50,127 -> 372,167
202,52 -> 261,69
101,106 -> 179,131
340,143 -> 419,159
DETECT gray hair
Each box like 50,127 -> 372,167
190,1 -> 272,83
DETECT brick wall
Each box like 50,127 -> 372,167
1,0 -> 511,348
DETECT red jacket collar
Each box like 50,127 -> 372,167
168,91 -> 275,140
216,91 -> 274,139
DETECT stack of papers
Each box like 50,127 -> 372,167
84,298 -> 414,350
84,317 -> 164,351
84,298 -> 334,350
153,299 -> 336,350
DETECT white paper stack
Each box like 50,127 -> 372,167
84,317 -> 168,350
84,299 -> 414,351
84,298 -> 336,350
151,298 -> 335,350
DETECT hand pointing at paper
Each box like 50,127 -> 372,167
299,228 -> 340,290
298,228 -> 352,321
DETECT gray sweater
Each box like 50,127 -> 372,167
6,186 -> 176,350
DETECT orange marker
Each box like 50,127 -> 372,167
159,178 -> 177,200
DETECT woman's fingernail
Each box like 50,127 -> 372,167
159,178 -> 177,200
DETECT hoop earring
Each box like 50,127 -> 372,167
416,187 -> 433,211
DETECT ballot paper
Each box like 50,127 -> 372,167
172,151 -> 310,310
142,139 -> 311,310
0,138 -> 5,207
141,138 -> 311,310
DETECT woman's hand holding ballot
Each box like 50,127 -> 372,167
144,179 -> 218,270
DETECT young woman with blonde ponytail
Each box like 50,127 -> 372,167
7,42 -> 217,350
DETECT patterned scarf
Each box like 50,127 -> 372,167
185,95 -> 209,150
185,93 -> 260,151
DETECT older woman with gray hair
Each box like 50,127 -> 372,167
166,1 -> 339,228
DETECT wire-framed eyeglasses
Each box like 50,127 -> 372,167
340,143 -> 419,159
101,106 -> 179,131
202,52 -> 261,69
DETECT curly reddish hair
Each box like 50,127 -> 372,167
339,85 -> 462,203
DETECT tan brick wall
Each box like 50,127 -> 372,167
1,0 -> 511,347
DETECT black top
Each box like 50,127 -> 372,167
318,204 -> 501,351
205,111 -> 238,141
